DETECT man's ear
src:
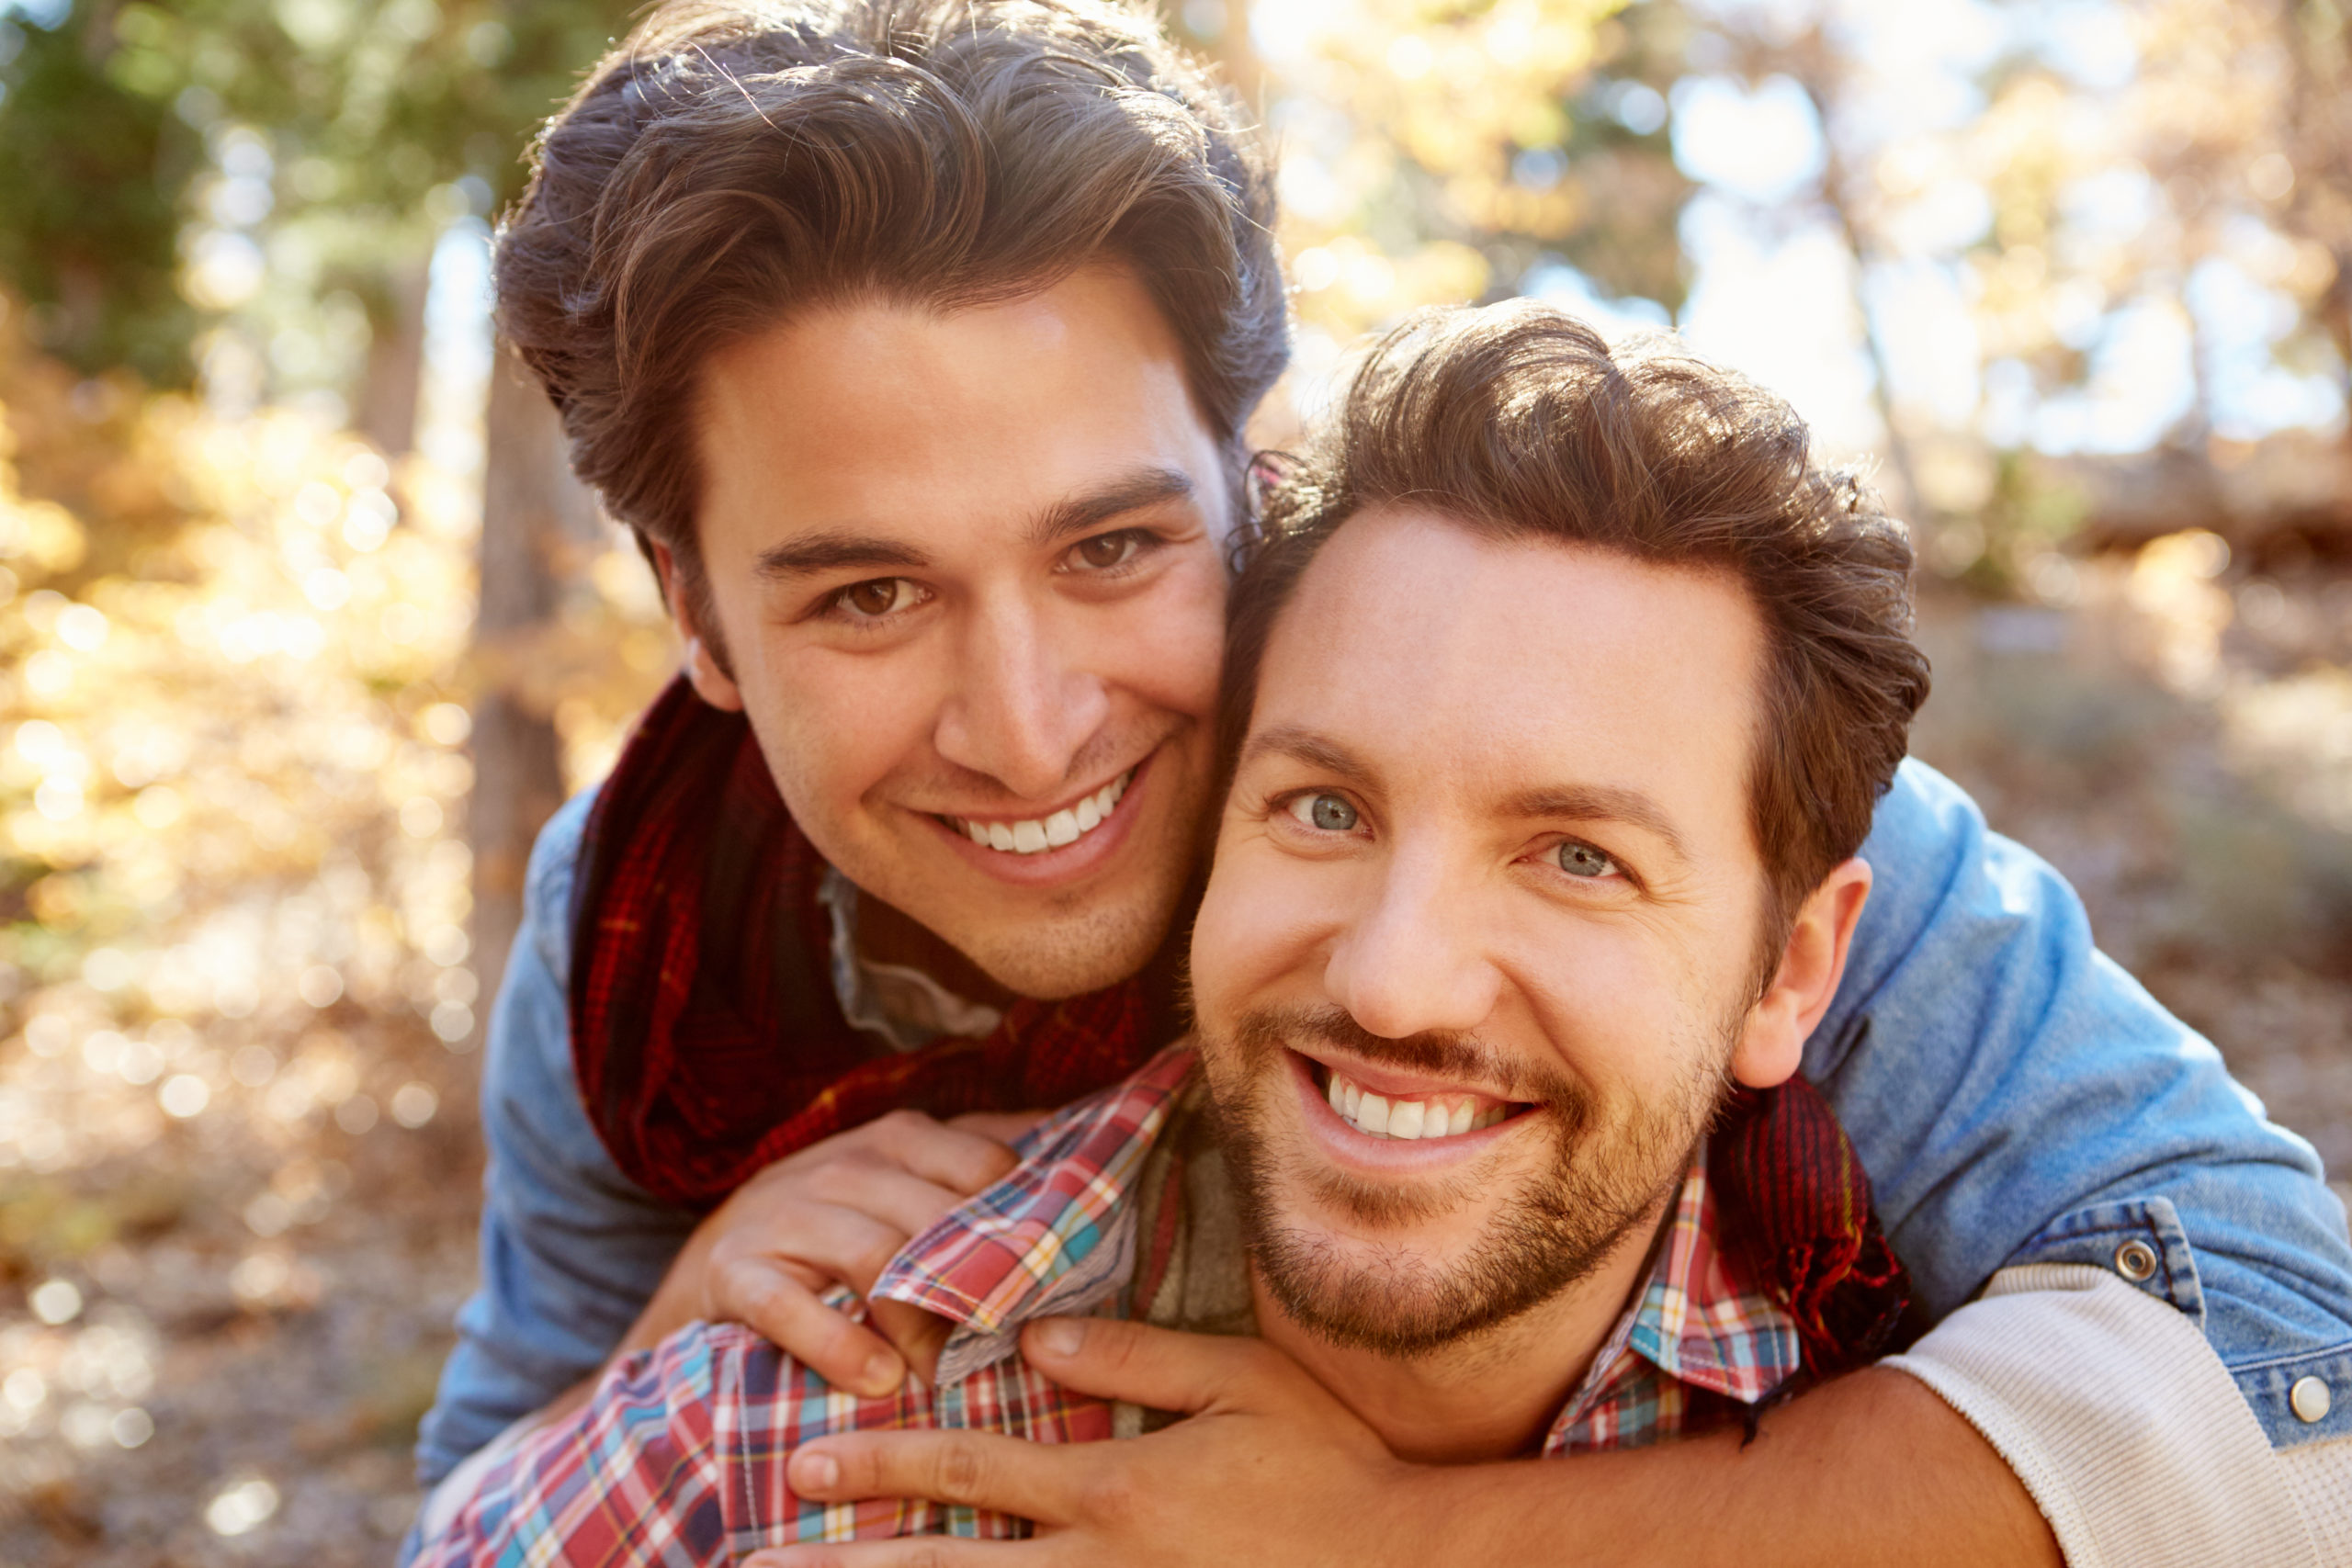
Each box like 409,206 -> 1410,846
1729,857 -> 1872,1089
650,541 -> 744,713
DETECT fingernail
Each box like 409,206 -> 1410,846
862,1348 -> 903,1393
792,1450 -> 840,1491
1033,1317 -> 1085,1358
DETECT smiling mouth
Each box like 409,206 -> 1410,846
938,768 -> 1134,856
1313,1060 -> 1530,1141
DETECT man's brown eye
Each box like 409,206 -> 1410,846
842,580 -> 904,616
1073,532 -> 1137,570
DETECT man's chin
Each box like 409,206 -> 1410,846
960,921 -> 1164,1000
1215,1089 -> 1674,1360
1246,1209 -> 1566,1359
933,877 -> 1184,999
1222,1136 -> 1589,1357
833,754 -> 1206,999
808,806 -> 1193,999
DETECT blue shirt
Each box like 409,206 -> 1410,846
415,758 -> 2352,1482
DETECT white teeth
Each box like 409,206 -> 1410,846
1324,1067 -> 1510,1141
951,770 -> 1133,855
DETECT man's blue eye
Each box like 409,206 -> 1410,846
1286,793 -> 1358,832
1557,841 -> 1618,878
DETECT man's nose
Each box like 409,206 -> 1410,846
1320,855 -> 1501,1043
932,592 -> 1110,800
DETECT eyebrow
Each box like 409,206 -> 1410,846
1238,725 -> 1374,784
752,467 -> 1197,581
755,532 -> 931,581
1243,726 -> 1692,863
1501,784 -> 1691,863
1025,467 -> 1195,550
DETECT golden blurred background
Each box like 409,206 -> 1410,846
0,0 -> 2347,1560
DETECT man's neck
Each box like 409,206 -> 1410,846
1246,1196 -> 1675,1465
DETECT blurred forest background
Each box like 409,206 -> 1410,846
1,0 -> 2348,1561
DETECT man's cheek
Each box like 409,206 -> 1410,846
1197,911 -> 1329,1080
1180,897 -> 1243,1043
1131,565 -> 1229,718
1194,852 -> 1311,985
763,696 -> 905,834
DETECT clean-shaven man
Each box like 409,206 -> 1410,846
418,3 -> 2352,1561
412,307 -> 2349,1565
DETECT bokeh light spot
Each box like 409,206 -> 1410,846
390,1081 -> 438,1128
206,1478 -> 280,1537
30,1279 -> 85,1325
160,1075 -> 212,1119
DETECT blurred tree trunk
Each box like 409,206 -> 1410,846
470,341 -> 599,1017
2280,0 -> 2352,453
1781,46 -> 1925,524
356,263 -> 428,457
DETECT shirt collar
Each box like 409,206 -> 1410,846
1555,1146 -> 1803,1432
819,867 -> 1006,1054
869,1046 -> 1195,1385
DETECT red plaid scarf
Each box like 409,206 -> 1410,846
568,678 -> 1168,1214
569,679 -> 1910,1371
1712,1078 -> 1913,1378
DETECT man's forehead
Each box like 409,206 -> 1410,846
1248,508 -> 1765,832
692,267 -> 1221,558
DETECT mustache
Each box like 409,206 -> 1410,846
1228,1002 -> 1568,1107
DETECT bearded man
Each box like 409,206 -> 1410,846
415,3 -> 2352,1562
411,305 -> 2350,1566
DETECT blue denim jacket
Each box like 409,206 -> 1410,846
414,759 -> 2352,1483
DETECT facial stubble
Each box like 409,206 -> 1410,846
1204,1003 -> 1736,1359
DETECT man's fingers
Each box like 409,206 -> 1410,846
1015,1316 -> 1286,1414
784,1427 -> 1082,1525
866,1111 -> 1028,1196
797,1162 -> 986,1240
869,1297 -> 954,1385
719,1201 -> 910,1299
945,1109 -> 1047,1144
716,1258 -> 907,1397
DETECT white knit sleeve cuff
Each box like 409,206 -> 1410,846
1883,1262 -> 2346,1568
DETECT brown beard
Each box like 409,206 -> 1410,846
1201,1002 -> 1732,1359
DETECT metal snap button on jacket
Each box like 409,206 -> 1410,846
2290,1376 -> 2332,1424
2113,1238 -> 2159,1282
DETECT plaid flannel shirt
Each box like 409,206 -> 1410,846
408,1047 -> 1800,1565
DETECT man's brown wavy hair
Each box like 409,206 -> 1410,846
497,0 -> 1286,642
1221,302 -> 1931,965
